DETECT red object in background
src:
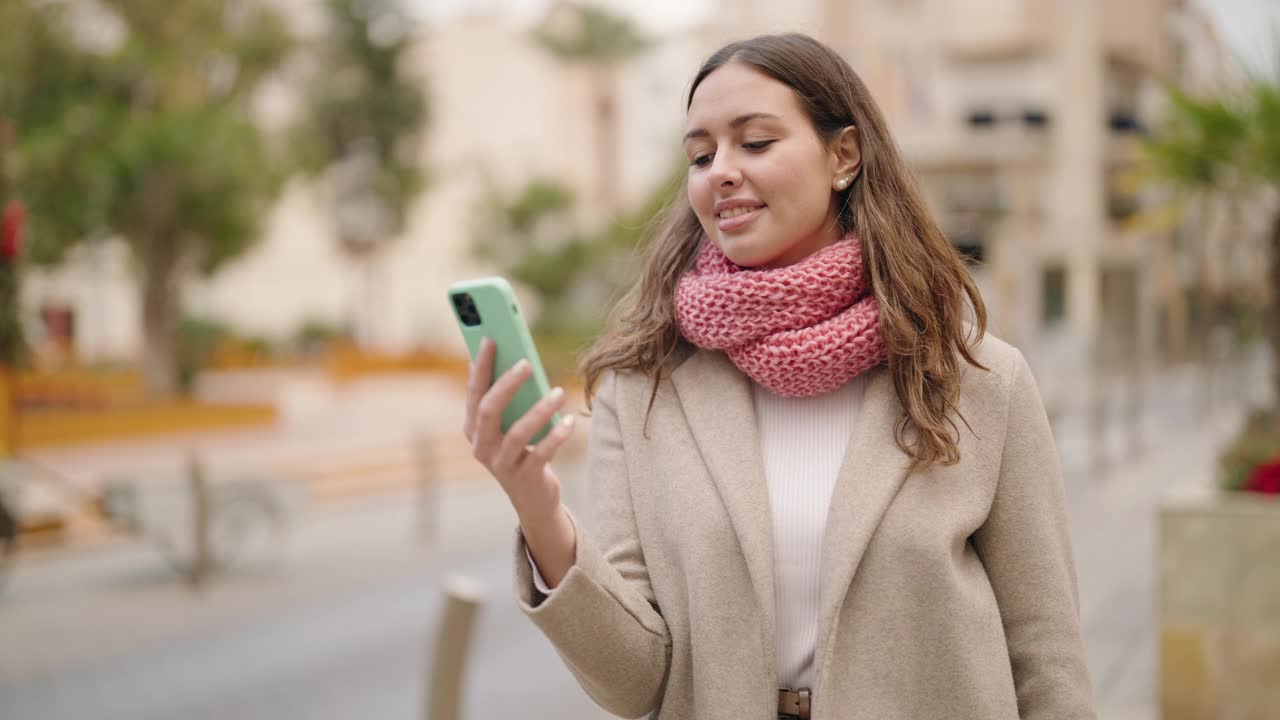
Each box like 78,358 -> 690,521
1245,458 -> 1280,495
1,201 -> 26,260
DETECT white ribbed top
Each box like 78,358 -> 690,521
528,374 -> 866,691
753,375 -> 866,690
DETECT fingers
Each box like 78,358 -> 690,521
472,356 -> 534,462
526,413 -> 576,468
463,338 -> 496,442
494,386 -> 567,469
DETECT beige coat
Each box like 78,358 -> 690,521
514,333 -> 1096,719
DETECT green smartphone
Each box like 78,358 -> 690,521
448,276 -> 561,444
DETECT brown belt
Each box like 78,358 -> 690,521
777,688 -> 811,719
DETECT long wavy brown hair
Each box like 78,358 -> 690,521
577,33 -> 988,471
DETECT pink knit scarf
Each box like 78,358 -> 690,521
675,233 -> 886,397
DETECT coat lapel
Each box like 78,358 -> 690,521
670,351 -> 913,698
813,364 -> 914,691
670,349 -> 777,685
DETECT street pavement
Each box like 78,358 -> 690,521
1,464 -> 614,720
0,355 -> 1266,720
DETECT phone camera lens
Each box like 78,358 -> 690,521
452,293 -> 483,327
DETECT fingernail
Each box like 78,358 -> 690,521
549,386 -> 564,400
515,359 -> 530,373
562,415 -> 576,429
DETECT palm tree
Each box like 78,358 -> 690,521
1144,56 -> 1280,424
533,2 -> 648,220
1252,61 -> 1280,426
1143,87 -> 1249,359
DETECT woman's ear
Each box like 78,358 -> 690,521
831,126 -> 862,180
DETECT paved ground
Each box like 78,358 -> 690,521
1070,406 -> 1244,720
0,466 -> 613,720
0,355 -> 1266,719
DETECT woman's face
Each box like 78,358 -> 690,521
684,62 -> 860,269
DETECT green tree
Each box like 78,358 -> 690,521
1144,57 -> 1280,423
292,0 -> 427,347
0,0 -> 294,397
533,2 -> 647,218
472,160 -> 684,377
1138,90 -> 1245,371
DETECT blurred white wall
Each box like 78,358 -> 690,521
16,0 -> 1267,365
23,3 -> 709,361
199,4 -> 713,355
20,240 -> 139,364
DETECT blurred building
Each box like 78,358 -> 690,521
20,1 -> 708,360
719,0 -> 1245,376
18,0 -> 1249,375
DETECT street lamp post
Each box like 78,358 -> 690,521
332,139 -> 395,350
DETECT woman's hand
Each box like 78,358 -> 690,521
463,337 -> 578,586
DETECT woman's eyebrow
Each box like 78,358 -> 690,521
683,112 -> 782,141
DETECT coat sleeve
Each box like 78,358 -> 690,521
972,349 -> 1097,720
513,369 -> 672,719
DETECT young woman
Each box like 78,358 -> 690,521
462,33 -> 1096,720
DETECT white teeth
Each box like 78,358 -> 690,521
719,206 -> 760,219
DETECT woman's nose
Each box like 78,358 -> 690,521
707,153 -> 742,188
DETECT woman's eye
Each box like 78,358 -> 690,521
689,140 -> 773,167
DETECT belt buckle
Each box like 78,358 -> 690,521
777,688 -> 811,719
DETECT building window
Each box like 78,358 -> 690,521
1042,264 -> 1066,327
1155,305 -> 1170,357
967,109 -> 997,128
1022,109 -> 1050,129
1108,110 -> 1146,134
1106,166 -> 1140,221
1107,193 -> 1139,220
950,231 -> 985,265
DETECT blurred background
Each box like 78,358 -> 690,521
1,0 -> 1278,718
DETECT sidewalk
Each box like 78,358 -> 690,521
0,472 -> 530,683
8,371 -> 588,548
16,373 -> 472,497
0,460 -> 618,720
0,360 -> 1259,719
1069,404 -> 1244,720
1053,352 -> 1269,720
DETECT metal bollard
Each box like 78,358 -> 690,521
188,451 -> 213,590
426,575 -> 486,720
415,436 -> 439,543
1125,354 -> 1145,462
1089,370 -> 1109,477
